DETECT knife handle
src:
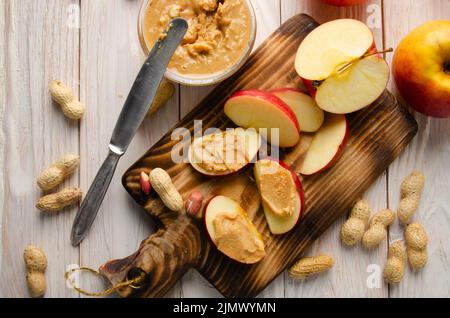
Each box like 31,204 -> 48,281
71,149 -> 121,246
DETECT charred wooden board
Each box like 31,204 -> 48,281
99,14 -> 418,298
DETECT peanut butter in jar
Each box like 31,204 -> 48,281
142,0 -> 254,82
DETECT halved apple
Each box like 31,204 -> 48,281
299,114 -> 349,176
224,90 -> 301,147
311,55 -> 389,114
295,19 -> 389,114
271,87 -> 325,133
296,19 -> 375,81
254,158 -> 304,235
204,195 -> 266,264
188,128 -> 261,176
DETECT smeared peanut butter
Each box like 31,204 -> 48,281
259,160 -> 296,217
213,210 -> 266,264
143,0 -> 252,77
192,131 -> 248,174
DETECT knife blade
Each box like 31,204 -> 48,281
70,18 -> 188,246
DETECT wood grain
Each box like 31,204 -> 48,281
78,0 -> 180,297
383,0 -> 450,298
281,0 -> 389,298
0,0 -> 80,298
100,14 -> 418,298
0,2 -> 5,294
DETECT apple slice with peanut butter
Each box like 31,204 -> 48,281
204,195 -> 266,264
188,128 -> 261,176
254,158 -> 304,235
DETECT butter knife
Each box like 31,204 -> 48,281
71,18 -> 188,246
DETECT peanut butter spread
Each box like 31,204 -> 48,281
259,161 -> 296,217
143,0 -> 252,77
213,210 -> 266,264
192,131 -> 248,173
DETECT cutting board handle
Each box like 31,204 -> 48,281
99,214 -> 204,297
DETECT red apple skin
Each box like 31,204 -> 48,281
302,79 -> 318,99
257,157 -> 305,226
302,116 -> 350,176
393,21 -> 450,118
228,90 -> 301,133
321,0 -> 367,6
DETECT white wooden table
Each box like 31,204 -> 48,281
1,0 -> 449,298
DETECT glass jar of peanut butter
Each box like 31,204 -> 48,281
138,0 -> 256,86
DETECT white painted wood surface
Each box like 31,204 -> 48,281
0,0 -> 449,298
384,0 -> 450,298
1,0 -> 80,297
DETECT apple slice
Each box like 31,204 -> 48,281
204,196 -> 266,264
271,88 -> 325,132
295,19 -> 390,114
188,128 -> 261,176
299,114 -> 349,176
296,19 -> 375,81
224,90 -> 300,147
254,159 -> 304,235
312,55 -> 390,114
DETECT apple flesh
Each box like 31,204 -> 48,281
254,159 -> 304,234
271,88 -> 325,133
188,128 -> 261,176
299,114 -> 349,176
295,19 -> 390,114
296,19 -> 374,81
321,0 -> 368,6
224,90 -> 301,147
204,195 -> 266,264
312,55 -> 390,114
393,20 -> 450,118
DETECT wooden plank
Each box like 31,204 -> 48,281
78,0 -> 180,297
383,0 -> 450,298
0,1 -> 6,296
179,0 -> 283,298
101,14 -> 417,298
281,0 -> 388,298
0,0 -> 80,297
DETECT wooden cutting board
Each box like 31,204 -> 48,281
99,14 -> 418,298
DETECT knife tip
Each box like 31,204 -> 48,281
70,230 -> 84,247
169,17 -> 188,31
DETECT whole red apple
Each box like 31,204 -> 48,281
393,20 -> 450,118
321,0 -> 368,6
